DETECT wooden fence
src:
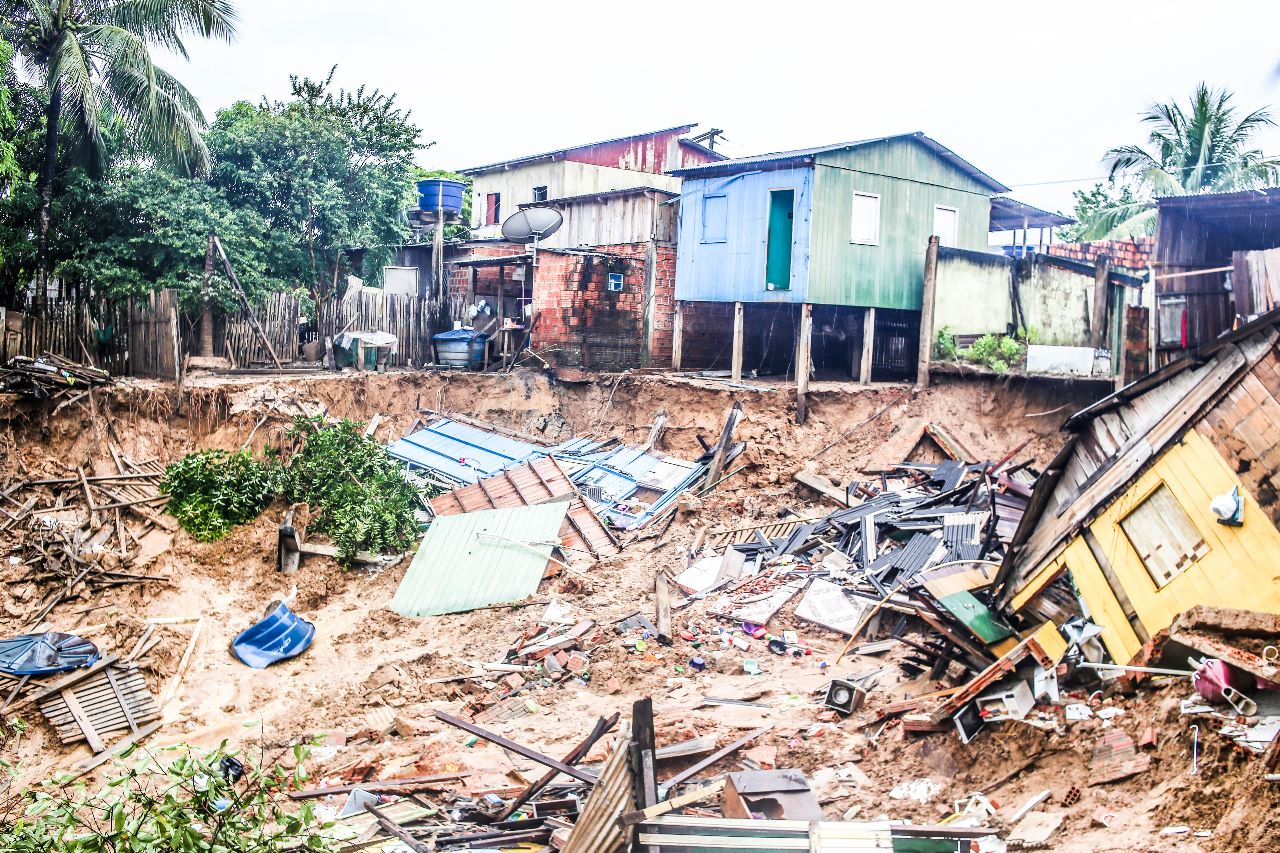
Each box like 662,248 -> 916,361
4,285 -> 440,382
0,299 -> 128,375
126,289 -> 181,382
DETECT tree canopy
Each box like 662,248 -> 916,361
1081,83 -> 1279,239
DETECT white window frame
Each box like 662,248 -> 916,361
933,204 -> 959,247
1119,482 -> 1209,588
850,191 -> 881,245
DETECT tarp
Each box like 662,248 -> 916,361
232,602 -> 316,669
0,632 -> 98,676
390,502 -> 570,617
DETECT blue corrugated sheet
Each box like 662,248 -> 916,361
390,503 -> 570,617
232,603 -> 315,669
387,419 -> 609,485
572,445 -> 705,529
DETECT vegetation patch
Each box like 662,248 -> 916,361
162,418 -> 430,560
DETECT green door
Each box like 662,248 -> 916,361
765,189 -> 794,290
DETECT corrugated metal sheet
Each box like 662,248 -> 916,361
459,124 -> 705,175
807,137 -> 994,310
674,166 -> 813,303
523,189 -> 675,249
390,503 -> 570,617
670,132 -> 1008,194
387,419 -> 548,483
429,457 -> 619,558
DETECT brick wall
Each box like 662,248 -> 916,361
1048,238 -> 1154,273
1197,347 -> 1280,525
531,245 -> 651,371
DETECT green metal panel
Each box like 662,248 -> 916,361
389,502 -> 569,616
765,189 -> 795,290
937,590 -> 1014,643
808,137 -> 993,310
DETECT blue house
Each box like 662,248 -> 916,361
667,133 -> 1009,401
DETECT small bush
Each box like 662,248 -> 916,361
934,325 -> 959,360
0,740 -> 334,852
161,449 -> 283,541
961,333 -> 1026,373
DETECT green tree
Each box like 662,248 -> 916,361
1085,83 -> 1278,238
1056,182 -> 1140,243
0,34 -> 19,197
0,0 -> 237,309
206,68 -> 422,307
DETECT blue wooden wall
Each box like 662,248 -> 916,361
673,166 -> 813,303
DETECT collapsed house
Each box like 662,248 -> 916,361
995,310 -> 1280,663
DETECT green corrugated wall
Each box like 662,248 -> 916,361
808,137 -> 993,310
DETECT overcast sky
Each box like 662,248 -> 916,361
166,0 -> 1280,215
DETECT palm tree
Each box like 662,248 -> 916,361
1085,84 -> 1279,238
1,0 -> 237,309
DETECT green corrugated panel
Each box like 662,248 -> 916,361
390,502 -> 570,616
936,590 -> 1014,644
807,137 -> 994,310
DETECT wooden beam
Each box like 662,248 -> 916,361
730,301 -> 744,381
795,303 -> 812,424
859,307 -> 875,384
654,573 -> 672,645
793,471 -> 849,507
619,779 -> 725,827
671,301 -> 684,371
918,236 -> 940,388
434,710 -> 599,783
1091,254 -> 1110,348
658,725 -> 771,795
366,803 -> 432,853
497,713 -> 617,820
212,235 -> 283,369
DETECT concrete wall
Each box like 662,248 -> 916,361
1020,257 -> 1096,347
932,248 -> 1013,336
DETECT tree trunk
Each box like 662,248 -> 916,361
198,234 -> 215,357
33,82 -> 62,315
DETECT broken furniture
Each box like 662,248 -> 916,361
277,507 -> 390,572
722,770 -> 823,821
16,656 -> 161,754
231,602 -> 315,669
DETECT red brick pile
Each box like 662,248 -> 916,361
1048,237 -> 1154,273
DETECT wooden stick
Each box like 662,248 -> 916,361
836,587 -> 898,661
619,778 -> 725,826
364,804 -> 431,853
658,725 -> 771,793
160,617 -> 203,709
433,710 -> 599,783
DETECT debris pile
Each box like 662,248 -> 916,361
0,353 -> 111,402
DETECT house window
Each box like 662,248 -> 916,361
701,194 -> 728,243
531,186 -> 548,203
850,192 -> 880,245
1119,483 -> 1209,587
485,192 -> 501,226
933,205 -> 959,247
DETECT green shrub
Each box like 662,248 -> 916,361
961,333 -> 1026,372
934,325 -> 959,360
161,449 -> 283,542
283,417 -> 427,560
0,740 -> 334,852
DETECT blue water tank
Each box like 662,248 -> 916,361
417,178 -> 466,214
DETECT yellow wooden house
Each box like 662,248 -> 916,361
994,316 -> 1280,663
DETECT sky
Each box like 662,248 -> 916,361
164,0 -> 1280,217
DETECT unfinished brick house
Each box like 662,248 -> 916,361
446,126 -> 722,370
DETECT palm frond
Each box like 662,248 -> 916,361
106,0 -> 237,59
47,28 -> 106,164
104,59 -> 210,173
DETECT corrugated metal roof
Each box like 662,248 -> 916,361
386,419 -> 548,484
458,123 -> 701,174
990,196 -> 1076,230
517,186 -> 677,209
389,503 -> 570,617
669,132 -> 1010,193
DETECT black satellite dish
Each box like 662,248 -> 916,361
501,208 -> 564,243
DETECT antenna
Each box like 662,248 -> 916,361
501,207 -> 564,268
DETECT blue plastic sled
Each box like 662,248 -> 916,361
232,602 -> 315,669
0,632 -> 99,676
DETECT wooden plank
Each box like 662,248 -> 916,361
658,725 -> 772,794
672,301 -> 684,371
433,711 -> 599,783
619,779 -> 725,827
60,688 -> 104,752
731,302 -> 744,382
796,303 -> 812,424
793,471 -> 849,507
654,573 -> 672,645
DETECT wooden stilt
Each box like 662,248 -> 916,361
918,236 -> 940,389
859,307 -> 876,385
671,300 -> 684,371
796,303 -> 812,424
730,301 -> 744,381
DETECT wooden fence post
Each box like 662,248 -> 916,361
796,303 -> 813,424
1091,254 -> 1110,349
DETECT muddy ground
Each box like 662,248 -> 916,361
2,367 -> 1277,852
